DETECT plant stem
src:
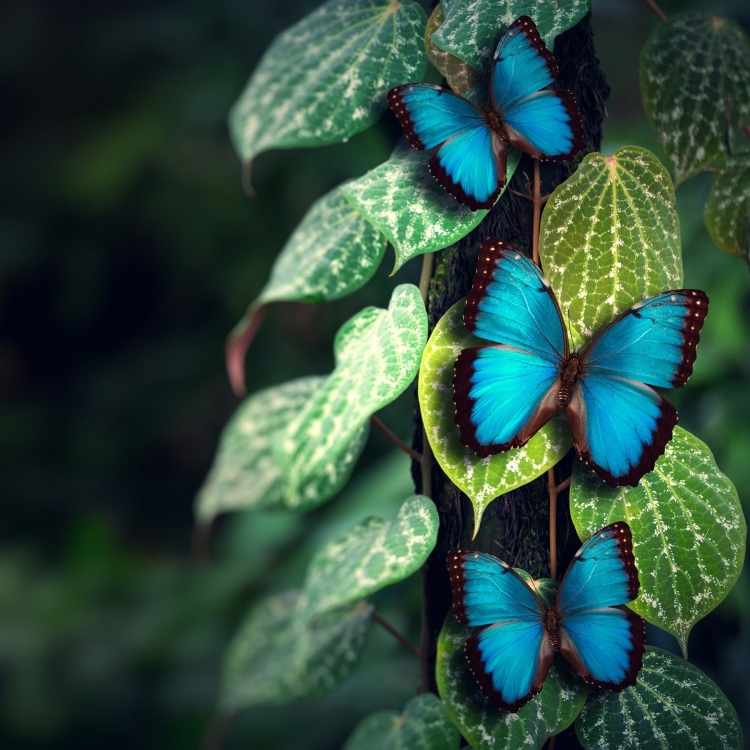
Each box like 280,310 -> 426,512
371,415 -> 422,462
373,611 -> 421,658
556,477 -> 571,493
547,468 -> 559,580
419,251 -> 434,301
532,159 -> 542,266
643,0 -> 667,23
226,304 -> 267,397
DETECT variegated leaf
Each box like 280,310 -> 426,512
229,0 -> 427,166
436,615 -> 587,750
304,495 -> 438,617
576,647 -> 742,750
418,299 -> 570,534
344,146 -> 519,273
705,157 -> 750,256
425,4 -> 479,98
641,14 -> 750,184
196,376 -> 324,521
344,694 -> 460,750
279,284 -> 427,510
432,0 -> 590,69
221,591 -> 372,711
570,428 -> 746,655
540,146 -> 683,350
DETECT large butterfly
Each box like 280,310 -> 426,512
387,15 -> 583,210
448,522 -> 645,711
453,241 -> 708,486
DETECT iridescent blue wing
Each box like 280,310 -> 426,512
388,84 -> 505,209
569,290 -> 709,485
448,550 -> 553,711
453,241 -> 567,455
556,523 -> 645,690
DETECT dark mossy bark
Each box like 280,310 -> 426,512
412,15 -> 610,746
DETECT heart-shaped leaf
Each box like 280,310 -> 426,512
432,0 -> 591,69
221,591 -> 372,711
641,14 -> 750,184
229,0 -> 427,167
305,495 -> 438,617
570,427 -> 746,655
418,299 -> 570,534
705,157 -> 750,256
425,5 -> 479,98
344,146 -> 519,273
540,146 -> 683,349
344,694 -> 461,750
196,376 -> 325,522
279,284 -> 427,510
576,647 -> 742,750
436,615 -> 587,750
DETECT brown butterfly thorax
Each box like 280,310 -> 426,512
483,108 -> 509,141
558,354 -> 583,407
544,607 -> 562,651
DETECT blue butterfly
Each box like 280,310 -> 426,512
448,522 -> 645,711
453,241 -> 708,486
387,15 -> 583,210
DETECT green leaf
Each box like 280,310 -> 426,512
540,146 -> 683,350
576,647 -> 743,750
304,495 -> 438,617
641,14 -> 750,184
229,0 -> 428,166
221,591 -> 372,711
196,376 -> 325,521
436,615 -> 587,750
344,693 -> 460,750
260,183 -> 387,305
570,427 -> 746,655
279,284 -> 427,510
418,299 -> 569,534
705,157 -> 750,256
344,146 -> 519,273
432,0 -> 590,69
425,5 -> 479,98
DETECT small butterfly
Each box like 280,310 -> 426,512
387,15 -> 583,210
448,522 -> 645,711
453,241 -> 709,486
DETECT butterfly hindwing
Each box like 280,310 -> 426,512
448,550 -> 553,711
557,523 -> 645,690
570,290 -> 709,485
454,242 -> 566,455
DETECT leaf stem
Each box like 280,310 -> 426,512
556,477 -> 571,494
373,611 -> 421,658
532,160 -> 542,267
371,415 -> 423,462
226,304 -> 267,397
418,251 -> 435,301
643,0 -> 668,23
547,468 -> 559,580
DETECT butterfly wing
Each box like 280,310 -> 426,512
454,241 -> 567,455
556,522 -> 645,690
569,290 -> 709,485
388,84 -> 504,209
448,550 -> 553,711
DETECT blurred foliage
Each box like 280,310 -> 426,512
1,0 -> 748,747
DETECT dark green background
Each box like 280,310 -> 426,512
2,1 -> 748,747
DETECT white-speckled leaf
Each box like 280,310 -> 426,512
641,14 -> 750,184
344,146 -> 519,273
705,157 -> 750,256
432,0 -> 590,69
344,694 -> 461,750
229,0 -> 427,165
259,183 -> 387,305
305,495 -> 438,617
570,427 -> 746,656
576,647 -> 743,750
221,591 -> 372,711
425,5 -> 479,98
279,284 -> 427,510
436,615 -> 587,750
540,146 -> 683,350
418,300 -> 570,535
196,376 -> 324,521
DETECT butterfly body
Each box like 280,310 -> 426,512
453,241 -> 708,486
388,16 -> 583,210
449,522 -> 645,711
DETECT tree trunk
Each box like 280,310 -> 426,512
413,14 -> 609,746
